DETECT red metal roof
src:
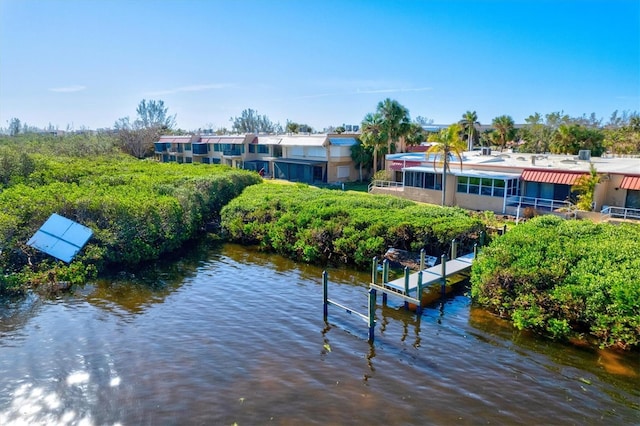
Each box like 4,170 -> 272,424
389,160 -> 422,171
620,175 -> 640,190
521,169 -> 585,185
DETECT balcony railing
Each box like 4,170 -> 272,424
368,180 -> 404,192
506,196 -> 572,211
600,206 -> 640,220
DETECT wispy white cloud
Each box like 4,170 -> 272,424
145,84 -> 232,96
48,85 -> 86,93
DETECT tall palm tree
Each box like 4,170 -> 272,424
426,123 -> 467,206
459,110 -> 480,151
377,98 -> 411,154
492,115 -> 515,151
350,139 -> 373,182
360,112 -> 387,174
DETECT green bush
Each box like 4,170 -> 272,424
471,215 -> 640,350
221,183 -> 484,268
0,137 -> 261,293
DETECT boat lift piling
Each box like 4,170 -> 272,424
323,270 -> 376,341
323,239 -> 479,342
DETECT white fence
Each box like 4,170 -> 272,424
506,196 -> 573,211
600,206 -> 640,220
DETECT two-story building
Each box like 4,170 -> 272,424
154,133 -> 361,184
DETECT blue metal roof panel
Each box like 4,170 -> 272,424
329,138 -> 358,146
27,213 -> 93,263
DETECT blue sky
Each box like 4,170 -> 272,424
1,0 -> 638,131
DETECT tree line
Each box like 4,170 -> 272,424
5,98 -> 639,166
356,99 -> 640,175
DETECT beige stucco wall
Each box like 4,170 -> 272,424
454,193 -> 506,213
403,187 -> 446,205
601,174 -> 629,208
326,160 -> 359,183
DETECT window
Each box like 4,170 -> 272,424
468,177 -> 480,194
456,176 -> 518,197
290,147 -> 304,156
185,143 -> 191,151
404,171 -> 441,190
457,176 -> 468,193
248,144 -> 268,154
337,166 -> 350,179
307,147 -> 326,158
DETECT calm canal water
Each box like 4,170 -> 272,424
0,241 -> 638,425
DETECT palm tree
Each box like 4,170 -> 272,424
551,123 -> 579,154
426,123 -> 467,206
405,122 -> 427,148
350,139 -> 373,182
377,98 -> 411,154
459,110 -> 480,151
360,112 -> 387,174
492,115 -> 515,151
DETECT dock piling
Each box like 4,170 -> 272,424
416,271 -> 423,315
382,259 -> 389,305
451,239 -> 457,260
440,254 -> 447,295
420,248 -> 425,271
368,288 -> 376,341
371,256 -> 378,285
322,271 -> 328,321
403,266 -> 410,309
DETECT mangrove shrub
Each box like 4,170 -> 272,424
0,149 -> 261,293
471,215 -> 640,350
221,182 -> 484,268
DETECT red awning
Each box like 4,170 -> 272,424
620,175 -> 640,190
521,169 -> 585,185
389,160 -> 422,171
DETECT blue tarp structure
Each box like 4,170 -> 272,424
27,213 -> 93,263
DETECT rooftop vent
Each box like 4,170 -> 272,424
578,150 -> 591,161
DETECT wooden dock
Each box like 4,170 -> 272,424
323,240 -> 478,341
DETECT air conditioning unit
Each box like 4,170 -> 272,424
578,150 -> 591,161
481,147 -> 491,156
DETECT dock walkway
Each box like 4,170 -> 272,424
323,240 -> 479,341
382,252 -> 475,296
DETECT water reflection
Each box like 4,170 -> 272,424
0,241 -> 638,425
